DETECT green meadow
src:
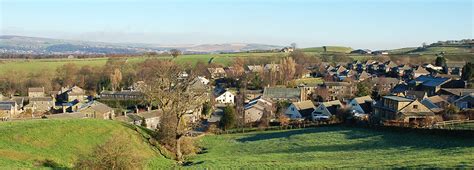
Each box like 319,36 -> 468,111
0,119 -> 473,168
189,126 -> 474,168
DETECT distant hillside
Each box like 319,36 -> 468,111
0,119 -> 173,168
0,35 -> 282,55
301,46 -> 352,53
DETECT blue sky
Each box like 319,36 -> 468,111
1,0 -> 472,49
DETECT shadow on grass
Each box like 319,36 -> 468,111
236,126 -> 352,142
236,126 -> 474,154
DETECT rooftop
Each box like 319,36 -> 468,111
383,96 -> 414,102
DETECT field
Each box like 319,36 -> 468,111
0,46 -> 472,75
0,53 -> 285,74
1,120 -> 473,168
0,119 -> 174,168
189,126 -> 474,168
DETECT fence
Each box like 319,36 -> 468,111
432,120 -> 474,130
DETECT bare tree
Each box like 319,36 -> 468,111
110,68 -> 122,91
144,60 -> 206,163
170,49 -> 182,58
280,57 -> 297,85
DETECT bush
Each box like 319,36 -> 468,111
74,134 -> 143,169
180,137 -> 198,156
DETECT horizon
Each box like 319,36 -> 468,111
1,0 -> 473,49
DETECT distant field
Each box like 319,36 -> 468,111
0,53 -> 286,74
189,126 -> 474,168
0,48 -> 472,74
0,119 -> 174,168
302,46 -> 352,53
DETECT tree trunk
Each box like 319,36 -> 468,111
175,135 -> 183,163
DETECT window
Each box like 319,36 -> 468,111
413,105 -> 418,109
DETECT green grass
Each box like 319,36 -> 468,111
302,46 -> 352,53
189,126 -> 474,168
294,77 -> 324,86
0,119 -> 175,168
0,53 -> 285,74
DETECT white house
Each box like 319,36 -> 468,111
348,96 -> 373,116
215,90 -> 235,104
311,100 -> 343,119
285,100 -> 315,120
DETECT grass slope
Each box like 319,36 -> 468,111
190,126 -> 474,168
0,119 -> 174,168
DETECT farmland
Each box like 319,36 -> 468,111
189,126 -> 474,168
0,45 -> 472,75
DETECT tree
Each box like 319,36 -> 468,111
220,105 -> 236,130
110,68 -> 122,91
291,43 -> 297,49
201,101 -> 212,116
280,57 -> 296,85
278,114 -> 290,127
140,117 -> 147,127
144,60 -> 206,163
356,82 -> 371,97
258,107 -> 271,128
170,49 -> 181,58
435,56 -> 446,67
461,62 -> 473,81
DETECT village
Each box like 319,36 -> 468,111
1,50 -> 473,132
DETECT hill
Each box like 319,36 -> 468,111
189,126 -> 474,168
0,35 -> 282,55
0,119 -> 174,168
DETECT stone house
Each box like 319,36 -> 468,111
373,96 -> 434,123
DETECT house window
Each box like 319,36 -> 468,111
413,105 -> 418,109
291,107 -> 294,111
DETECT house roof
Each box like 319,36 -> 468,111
137,110 -> 162,119
353,96 -> 373,104
427,95 -> 448,104
411,75 -> 450,87
293,100 -> 315,111
358,71 -> 371,80
440,88 -> 474,96
263,87 -> 300,100
383,96 -> 414,102
453,93 -> 474,103
29,97 -> 53,102
413,66 -> 430,74
405,90 -> 427,100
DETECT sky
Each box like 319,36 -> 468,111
0,0 -> 473,49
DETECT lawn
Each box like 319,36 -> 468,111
189,126 -> 474,168
294,77 -> 324,86
0,119 -> 175,168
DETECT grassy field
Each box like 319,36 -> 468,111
302,46 -> 352,53
0,119 -> 175,168
0,48 -> 472,74
0,53 -> 285,74
1,120 -> 473,168
189,126 -> 474,168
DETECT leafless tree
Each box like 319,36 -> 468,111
170,49 -> 182,58
143,60 -> 206,163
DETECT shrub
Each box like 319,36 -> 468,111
74,134 -> 143,169
180,137 -> 198,156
